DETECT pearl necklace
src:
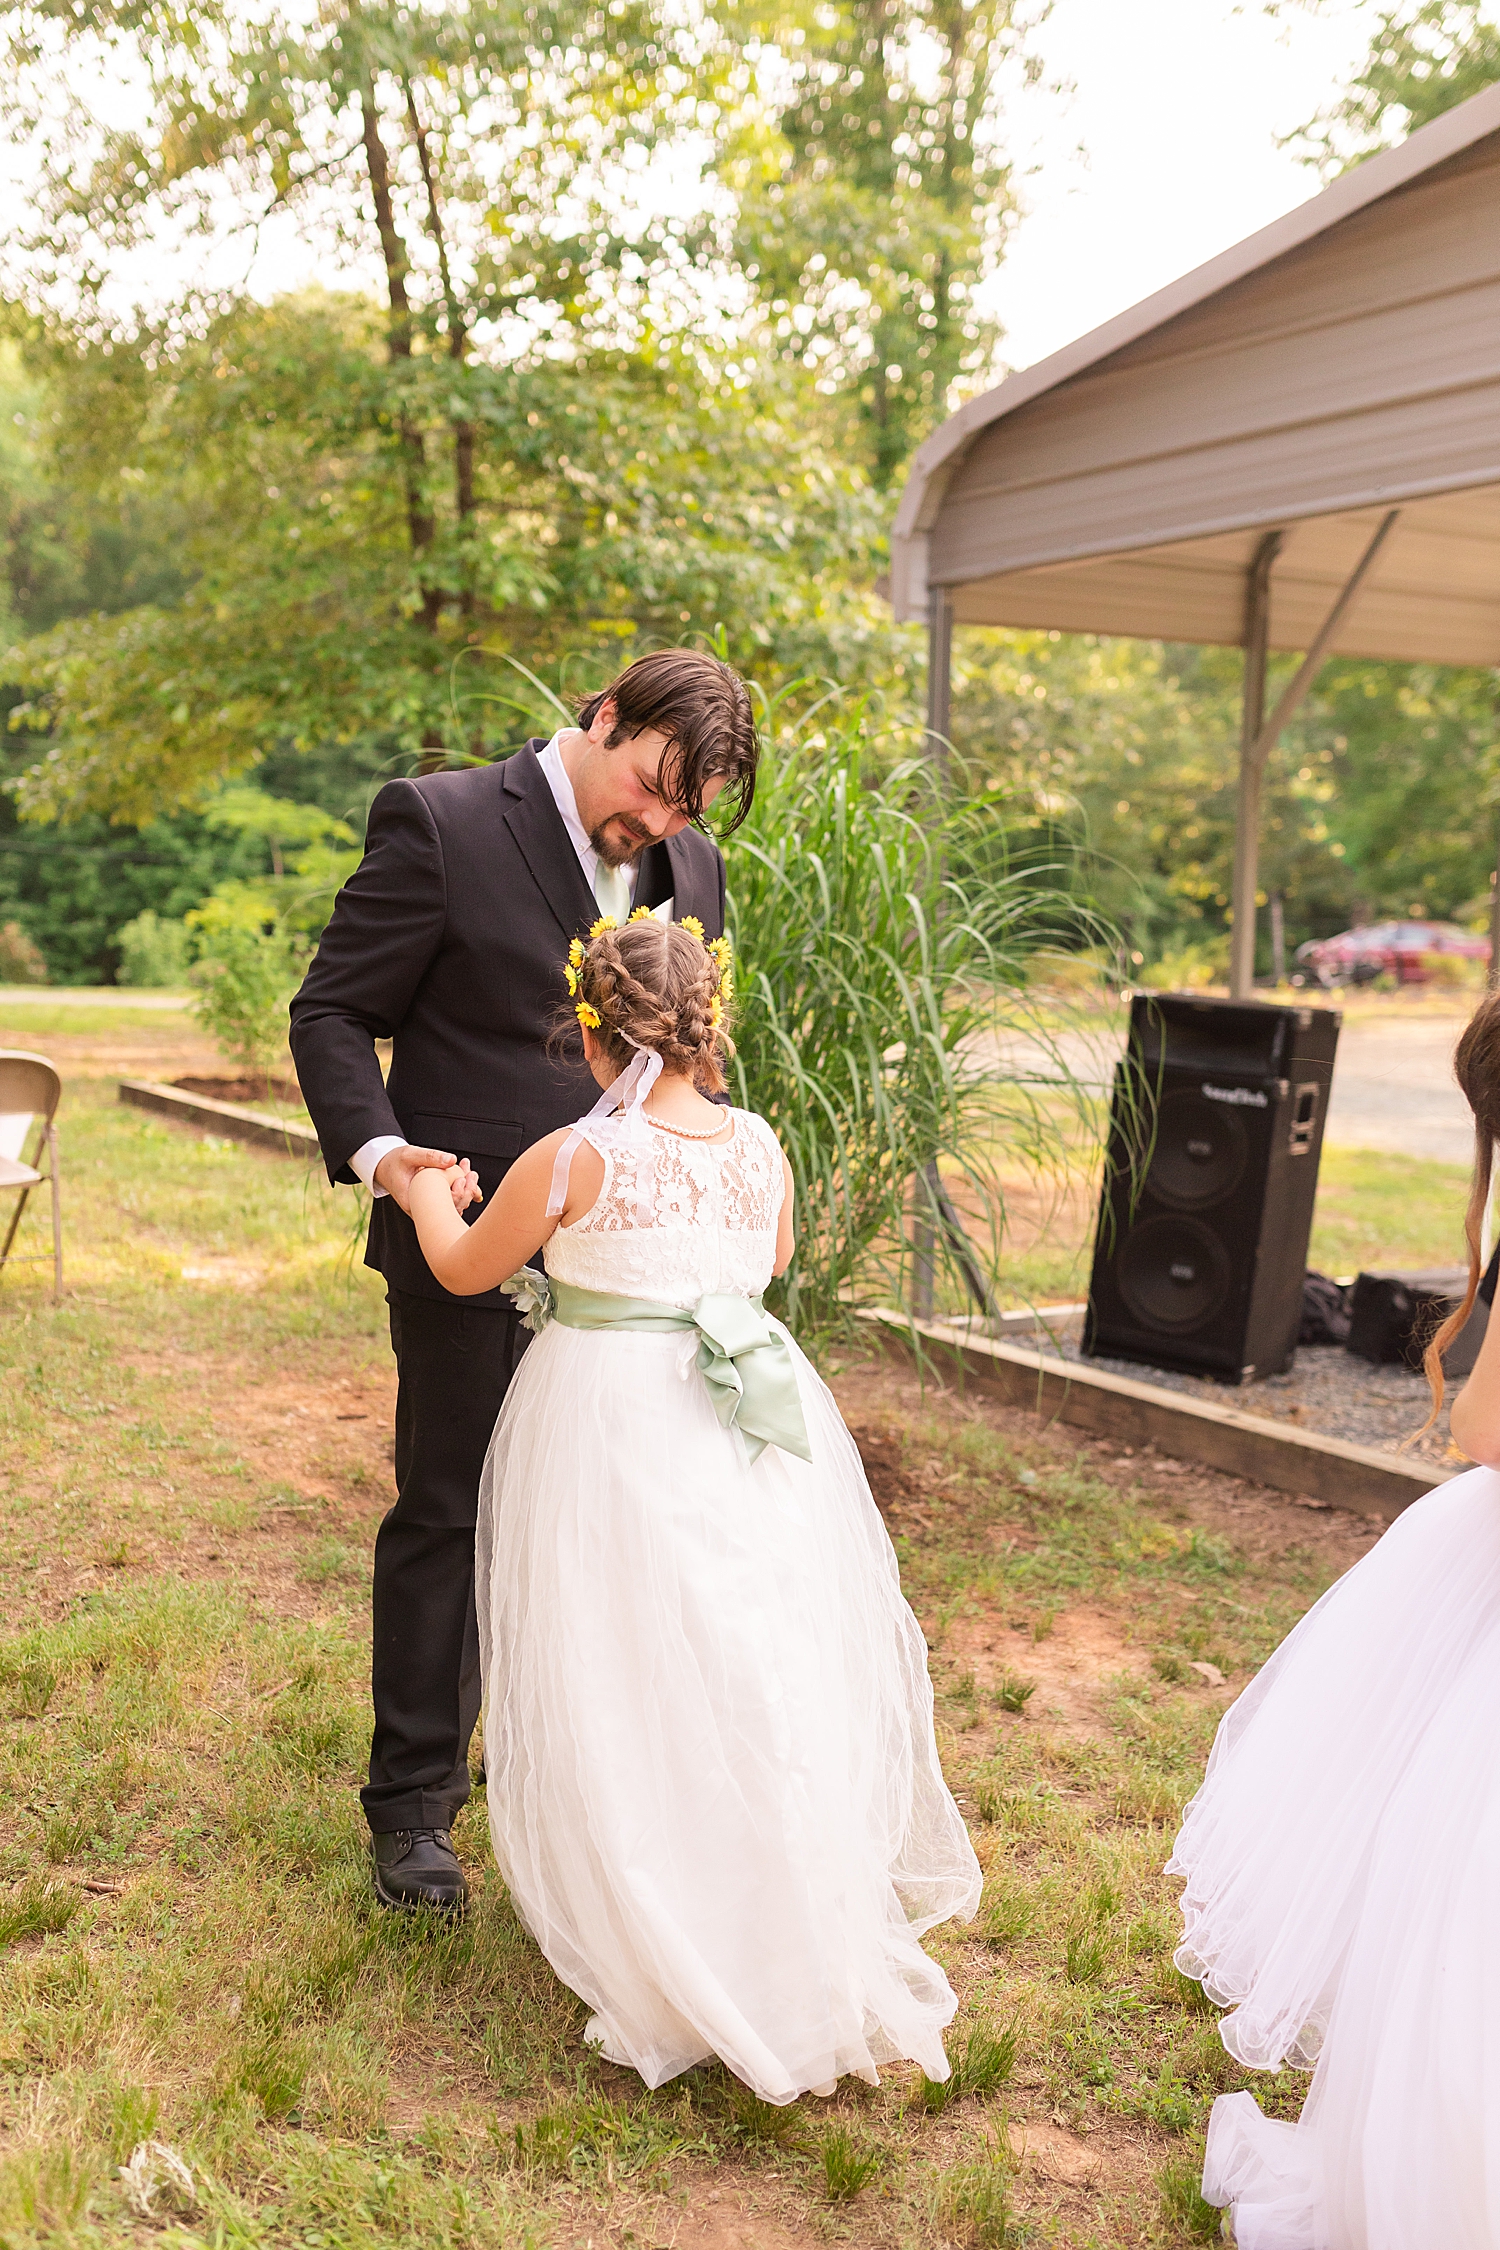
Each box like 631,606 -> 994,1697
645,1111 -> 734,1141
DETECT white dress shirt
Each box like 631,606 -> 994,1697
349,733 -> 672,1194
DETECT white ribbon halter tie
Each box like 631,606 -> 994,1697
545,1042 -> 665,1227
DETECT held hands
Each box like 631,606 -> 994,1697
447,1160 -> 483,1213
373,1145 -> 484,1216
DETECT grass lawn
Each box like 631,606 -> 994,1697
0,1005 -> 1460,2246
980,1142 -> 1471,1314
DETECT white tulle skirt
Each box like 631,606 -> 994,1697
1168,1464 -> 1500,2248
474,1318 -> 981,2104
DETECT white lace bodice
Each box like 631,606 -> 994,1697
545,1108 -> 784,1308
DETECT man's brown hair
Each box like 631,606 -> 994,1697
577,648 -> 759,833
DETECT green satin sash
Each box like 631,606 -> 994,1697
500,1268 -> 812,1466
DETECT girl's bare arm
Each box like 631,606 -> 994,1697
408,1132 -> 603,1297
1448,1295 -> 1500,1464
772,1152 -> 796,1278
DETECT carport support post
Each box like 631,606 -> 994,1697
1230,532 -> 1282,1000
914,586 -> 954,1318
1228,510 -> 1398,1000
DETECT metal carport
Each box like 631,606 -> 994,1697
888,82 -> 1500,995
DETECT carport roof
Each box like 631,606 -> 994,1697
888,83 -> 1500,666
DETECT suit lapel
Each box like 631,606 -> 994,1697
501,741 -> 597,944
661,831 -> 722,935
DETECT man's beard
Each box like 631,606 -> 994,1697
590,814 -> 653,868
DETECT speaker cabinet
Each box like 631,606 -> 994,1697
1084,993 -> 1342,1383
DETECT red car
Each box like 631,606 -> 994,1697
1295,919 -> 1490,987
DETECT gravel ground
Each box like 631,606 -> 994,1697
1045,1321 -> 1462,1469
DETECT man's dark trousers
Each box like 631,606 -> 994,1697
363,1289 -> 529,1835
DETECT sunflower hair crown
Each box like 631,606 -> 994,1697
564,913 -> 735,1037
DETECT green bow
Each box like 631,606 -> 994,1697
688,1291 -> 813,1466
506,1272 -> 812,1466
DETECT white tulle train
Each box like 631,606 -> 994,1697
1168,1465 -> 1500,2248
475,1320 -> 981,2104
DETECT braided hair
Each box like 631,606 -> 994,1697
573,917 -> 734,1093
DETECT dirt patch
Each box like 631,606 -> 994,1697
949,1606 -> 1146,1737
174,1074 -> 302,1107
1009,2116 -> 1104,2185
207,1367 -> 397,1505
593,2190 -> 828,2250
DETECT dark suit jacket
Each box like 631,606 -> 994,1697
288,740 -> 728,1306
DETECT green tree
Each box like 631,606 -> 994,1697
1273,1 -> 1500,174
0,0 -> 888,824
724,0 -> 1031,486
953,629 -> 1500,972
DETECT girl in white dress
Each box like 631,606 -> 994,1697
407,915 -> 980,2104
1169,991 -> 1500,2247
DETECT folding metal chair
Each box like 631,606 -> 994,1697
0,1051 -> 62,1301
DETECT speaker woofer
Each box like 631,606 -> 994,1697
1145,1089 -> 1248,1211
1117,1215 -> 1231,1333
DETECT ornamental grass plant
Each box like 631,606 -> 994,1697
722,691 -> 1103,1331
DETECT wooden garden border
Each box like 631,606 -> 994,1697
864,1308 -> 1450,1521
118,1078 -> 320,1161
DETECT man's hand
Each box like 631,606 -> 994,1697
374,1144 -> 462,1214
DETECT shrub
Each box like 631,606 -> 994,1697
0,920 -> 47,984
115,909 -> 192,987
187,895 -> 303,1076
1138,939 -> 1229,992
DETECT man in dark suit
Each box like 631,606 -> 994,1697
289,649 -> 758,1914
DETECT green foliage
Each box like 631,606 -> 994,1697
928,2143 -> 1017,2247
820,2123 -> 885,2202
204,788 -> 361,938
187,896 -> 304,1076
0,1876 -> 79,1947
0,728 -> 269,982
914,2023 -> 1018,2114
1277,1 -> 1500,176
0,917 -> 46,983
115,909 -> 191,988
954,628 -> 1500,967
727,0 -> 1031,486
1157,2148 -> 1223,2241
727,694 -> 1094,1329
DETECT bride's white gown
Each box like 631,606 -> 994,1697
1169,1465 -> 1500,2248
474,1106 -> 980,2103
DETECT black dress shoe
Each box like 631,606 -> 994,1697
370,1828 -> 468,1916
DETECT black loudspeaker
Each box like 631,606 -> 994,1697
1084,993 -> 1342,1383
1346,1267 -> 1488,1377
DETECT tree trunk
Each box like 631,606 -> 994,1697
359,82 -> 440,615
360,78 -> 445,770
406,81 -> 477,613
